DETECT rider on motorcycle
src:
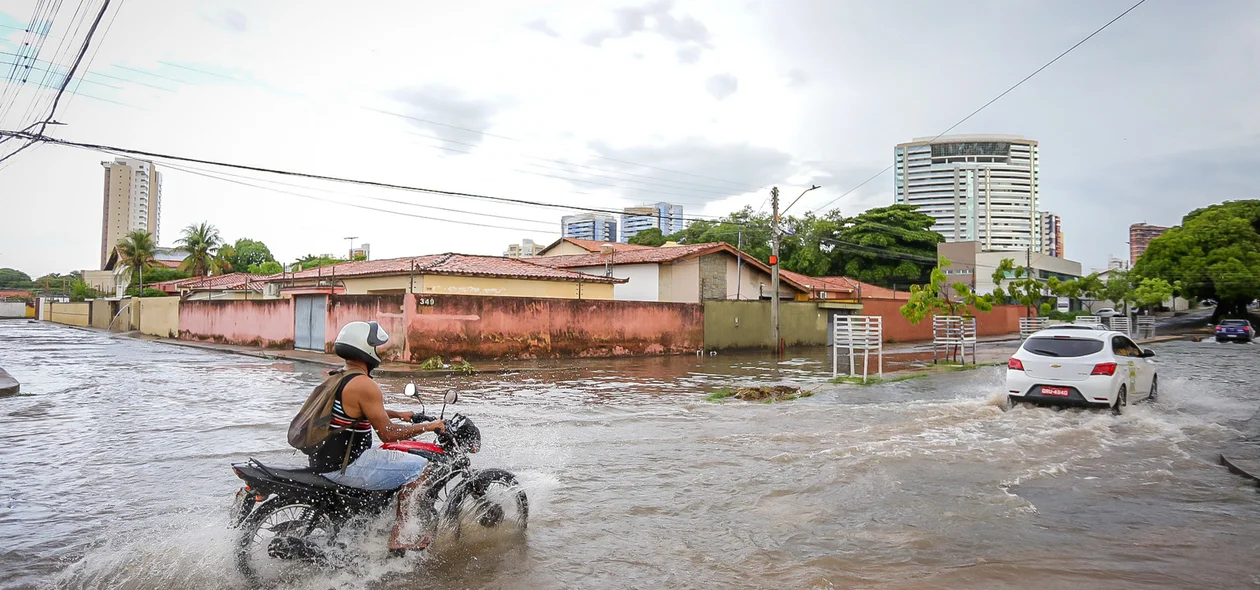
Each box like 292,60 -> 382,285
310,320 -> 446,552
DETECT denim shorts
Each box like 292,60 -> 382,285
321,447 -> 428,491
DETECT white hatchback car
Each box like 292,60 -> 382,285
1006,325 -> 1158,413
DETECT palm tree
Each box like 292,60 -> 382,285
177,222 -> 224,277
116,230 -> 156,295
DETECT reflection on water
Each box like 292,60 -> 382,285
1,321 -> 1258,589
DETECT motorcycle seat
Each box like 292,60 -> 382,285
255,463 -> 342,490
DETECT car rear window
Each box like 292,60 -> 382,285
1023,337 -> 1105,357
1221,320 -> 1249,326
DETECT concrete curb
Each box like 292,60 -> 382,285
0,367 -> 18,396
1219,454 -> 1260,486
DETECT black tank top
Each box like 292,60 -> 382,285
308,374 -> 373,472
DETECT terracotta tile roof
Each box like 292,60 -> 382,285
150,273 -> 268,292
275,253 -> 625,284
0,289 -> 30,299
538,237 -> 655,255
779,270 -> 909,300
526,242 -> 810,293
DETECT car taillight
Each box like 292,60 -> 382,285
1247,327 -> 1253,332
1216,326 -> 1224,332
1091,362 -> 1117,376
1008,358 -> 1025,371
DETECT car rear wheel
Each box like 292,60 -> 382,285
1112,385 -> 1127,415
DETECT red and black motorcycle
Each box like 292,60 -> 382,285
228,386 -> 528,583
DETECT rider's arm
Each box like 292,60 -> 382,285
347,378 -> 443,443
385,409 -> 413,421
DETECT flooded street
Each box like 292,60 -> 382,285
2,320 -> 1259,589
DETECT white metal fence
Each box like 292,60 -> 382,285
1019,317 -> 1048,338
1136,316 -> 1156,339
832,316 -> 883,383
933,315 -> 977,365
1109,317 -> 1131,335
1074,316 -> 1101,325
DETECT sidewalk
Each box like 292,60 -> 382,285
125,332 -> 530,377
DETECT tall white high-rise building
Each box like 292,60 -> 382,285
620,202 -> 685,243
894,135 -> 1040,251
561,213 -> 618,242
100,158 -> 162,268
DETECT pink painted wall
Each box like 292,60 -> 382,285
178,299 -> 295,348
324,295 -> 408,361
403,293 -> 704,361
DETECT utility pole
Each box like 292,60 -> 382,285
770,187 -> 781,356
736,230 -> 743,300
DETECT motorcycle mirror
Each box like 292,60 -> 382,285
443,390 -> 459,405
404,382 -> 417,397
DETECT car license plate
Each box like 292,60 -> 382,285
1042,386 -> 1070,397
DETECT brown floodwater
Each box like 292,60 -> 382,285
1,320 -> 1258,589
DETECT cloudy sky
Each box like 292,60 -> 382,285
1,0 -> 1257,277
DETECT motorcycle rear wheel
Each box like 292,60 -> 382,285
236,501 -> 338,584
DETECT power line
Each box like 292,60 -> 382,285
805,0 -> 1149,216
0,0 -> 111,165
0,130 -> 739,224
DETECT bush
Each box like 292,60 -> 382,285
1045,309 -> 1093,321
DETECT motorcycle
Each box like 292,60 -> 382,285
228,384 -> 528,583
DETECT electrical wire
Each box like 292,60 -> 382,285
0,130 -> 735,224
804,0 -> 1149,216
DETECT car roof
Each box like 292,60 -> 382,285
1044,323 -> 1110,331
1028,327 -> 1115,340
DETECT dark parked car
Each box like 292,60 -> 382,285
1215,319 -> 1254,343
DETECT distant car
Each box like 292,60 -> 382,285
1007,326 -> 1157,414
1094,308 -> 1122,318
1215,319 -> 1254,343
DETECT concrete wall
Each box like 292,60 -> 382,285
89,299 -> 115,329
185,291 -> 267,301
859,298 -> 1028,342
404,293 -> 703,360
568,264 -> 661,302
0,302 -> 26,318
703,300 -> 828,350
699,254 -> 727,301
658,258 -> 701,303
138,296 -> 180,338
723,255 -> 778,300
179,299 -> 295,348
49,302 -> 91,327
324,295 -> 407,360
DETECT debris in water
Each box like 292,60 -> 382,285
707,385 -> 812,402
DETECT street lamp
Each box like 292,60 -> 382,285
771,184 -> 821,357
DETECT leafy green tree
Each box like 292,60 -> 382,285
295,254 -> 347,271
1132,277 -> 1174,312
1102,270 -> 1135,315
116,230 -> 156,294
1133,200 -> 1260,320
70,280 -> 101,302
177,222 -> 225,276
833,205 -> 942,286
225,238 -> 275,270
989,258 -> 1046,312
139,267 -> 191,283
674,204 -> 942,286
248,260 -> 284,275
0,268 -> 33,289
900,256 -> 995,323
628,228 -> 669,247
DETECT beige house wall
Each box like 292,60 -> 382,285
541,242 -> 598,256
49,302 -> 91,327
138,296 -> 180,338
658,259 -> 701,303
307,274 -> 616,300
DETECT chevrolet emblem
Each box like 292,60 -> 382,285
1050,364 -> 1062,368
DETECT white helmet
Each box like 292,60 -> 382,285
334,321 -> 389,371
